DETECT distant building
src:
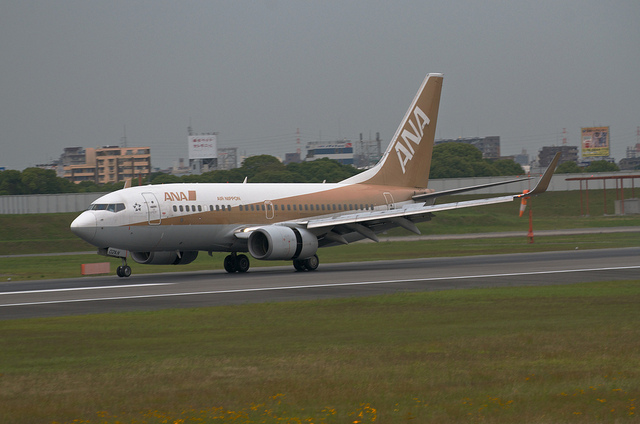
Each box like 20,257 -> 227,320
305,134 -> 383,168
435,136 -> 501,159
538,145 -> 579,167
619,157 -> 640,170
284,152 -> 302,165
626,143 -> 640,159
514,149 -> 530,166
306,141 -> 355,165
63,146 -> 151,184
217,147 -> 238,170
354,133 -> 383,168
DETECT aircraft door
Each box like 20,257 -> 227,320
264,200 -> 274,219
383,192 -> 395,210
141,192 -> 162,225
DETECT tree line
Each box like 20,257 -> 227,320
0,156 -> 361,195
3,143 -> 614,196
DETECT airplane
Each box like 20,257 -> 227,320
71,73 -> 560,277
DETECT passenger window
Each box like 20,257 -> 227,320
304,204 -> 309,211
287,204 -> 291,211
222,205 -> 226,211
321,205 -> 325,211
217,205 -> 221,211
198,205 -> 202,212
228,205 -> 231,211
179,205 -> 184,212
173,205 -> 177,212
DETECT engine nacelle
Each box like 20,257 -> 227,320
130,250 -> 198,265
248,226 -> 318,261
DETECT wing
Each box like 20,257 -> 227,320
235,153 -> 560,246
294,152 -> 560,245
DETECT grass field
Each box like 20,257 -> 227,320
1,281 -> 639,423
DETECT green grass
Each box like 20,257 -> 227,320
1,281 -> 639,423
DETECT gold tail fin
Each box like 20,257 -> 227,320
341,73 -> 443,188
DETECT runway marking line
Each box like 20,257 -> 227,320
1,265 -> 639,308
0,283 -> 173,296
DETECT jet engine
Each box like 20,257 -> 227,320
130,250 -> 199,265
248,226 -> 318,261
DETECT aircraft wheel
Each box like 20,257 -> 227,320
121,265 -> 132,277
293,259 -> 306,272
116,266 -> 123,277
304,255 -> 319,271
236,254 -> 250,273
223,255 -> 237,273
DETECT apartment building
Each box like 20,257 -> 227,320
63,146 -> 151,184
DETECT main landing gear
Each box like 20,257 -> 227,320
293,254 -> 319,272
223,253 -> 320,273
116,257 -> 132,278
224,253 -> 250,273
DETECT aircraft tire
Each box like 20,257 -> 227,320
293,259 -> 306,272
122,265 -> 132,277
304,255 -> 319,271
116,266 -> 123,277
224,255 -> 237,273
236,254 -> 250,273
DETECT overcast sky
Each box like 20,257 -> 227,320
1,1 -> 639,171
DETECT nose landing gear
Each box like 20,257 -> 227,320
116,257 -> 132,278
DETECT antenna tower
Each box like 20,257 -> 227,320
562,128 -> 567,145
121,125 -> 128,148
296,128 -> 301,156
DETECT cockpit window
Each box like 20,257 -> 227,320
88,203 -> 126,212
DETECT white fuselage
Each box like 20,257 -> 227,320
71,182 -> 419,253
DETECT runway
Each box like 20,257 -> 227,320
1,247 -> 639,320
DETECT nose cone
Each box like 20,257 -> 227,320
70,212 -> 97,244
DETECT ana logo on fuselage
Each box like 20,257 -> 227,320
394,105 -> 430,174
164,191 -> 196,202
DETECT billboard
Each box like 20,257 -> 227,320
188,135 -> 217,160
581,126 -> 609,157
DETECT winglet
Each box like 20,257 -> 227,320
516,152 -> 560,198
